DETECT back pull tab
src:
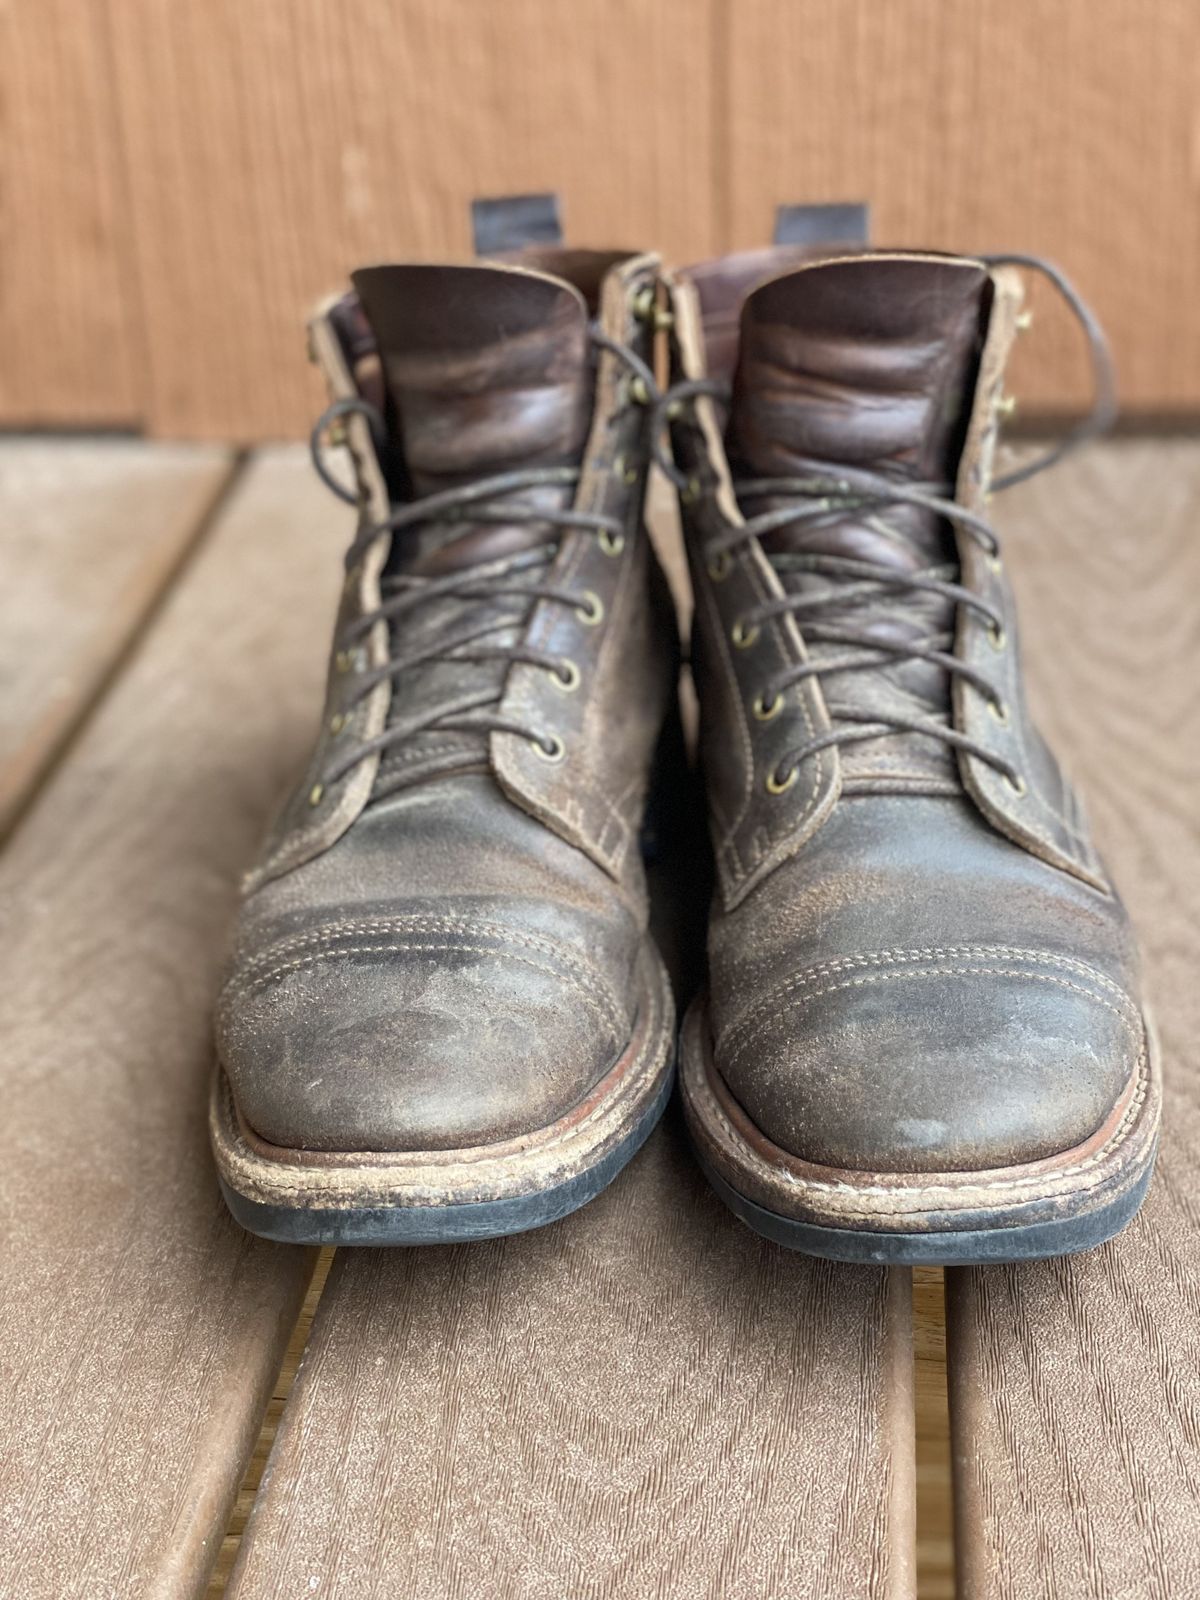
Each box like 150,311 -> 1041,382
471,193 -> 563,256
773,201 -> 871,247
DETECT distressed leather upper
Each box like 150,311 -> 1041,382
669,251 -> 1145,1174
218,255 -> 677,1153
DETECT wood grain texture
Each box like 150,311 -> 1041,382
0,447 -> 354,1597
105,0 -> 720,440
0,439 -> 231,836
947,438 -> 1200,1598
0,0 -> 142,425
226,1113 -> 914,1600
725,0 -> 1200,413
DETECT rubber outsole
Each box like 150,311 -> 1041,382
695,1146 -> 1157,1265
218,1061 -> 674,1246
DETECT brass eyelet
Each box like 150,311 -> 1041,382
994,393 -> 1018,420
335,649 -> 353,674
1015,309 -> 1034,332
308,782 -> 325,807
1005,772 -> 1028,797
531,733 -> 566,763
627,375 -> 650,406
988,698 -> 1010,727
707,550 -> 732,582
680,475 -> 702,507
986,549 -> 1003,576
988,621 -> 1007,652
753,691 -> 783,722
599,528 -> 626,557
551,659 -> 581,693
631,285 -> 656,321
765,764 -> 799,795
328,711 -> 346,735
577,591 -> 604,626
613,453 -> 639,486
731,618 -> 760,650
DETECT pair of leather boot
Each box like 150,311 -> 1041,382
211,199 -> 1159,1265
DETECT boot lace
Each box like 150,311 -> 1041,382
308,324 -> 673,795
667,254 -> 1116,794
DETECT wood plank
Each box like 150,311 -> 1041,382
105,0 -> 720,440
226,1115 -> 914,1600
0,1 -> 142,425
0,439 -> 232,836
725,1 -> 1200,412
0,447 -> 351,1597
946,438 -> 1200,1597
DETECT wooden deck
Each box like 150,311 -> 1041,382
2,436 -> 1197,1597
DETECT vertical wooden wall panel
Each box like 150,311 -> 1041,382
7,2 -> 1200,434
0,0 -> 141,425
104,0 -> 721,440
725,0 -> 1200,412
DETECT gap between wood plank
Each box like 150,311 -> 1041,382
914,1267 -> 954,1600
206,1247 -> 338,1599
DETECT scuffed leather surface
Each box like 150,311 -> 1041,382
222,258 -> 675,1155
707,794 -> 1143,1172
219,774 -> 643,1152
670,252 -> 1144,1173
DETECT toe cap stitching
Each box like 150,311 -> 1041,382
220,940 -> 626,1039
718,942 -> 1137,1058
721,961 -> 1142,1078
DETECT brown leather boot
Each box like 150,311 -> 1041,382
668,248 -> 1160,1264
212,247 -> 679,1244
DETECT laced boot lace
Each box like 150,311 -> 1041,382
307,322 -> 688,796
663,254 -> 1116,795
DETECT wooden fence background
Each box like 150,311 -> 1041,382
3,0 -> 1199,441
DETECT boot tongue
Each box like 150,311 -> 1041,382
726,254 -> 990,561
724,255 -> 992,771
351,263 -> 592,573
